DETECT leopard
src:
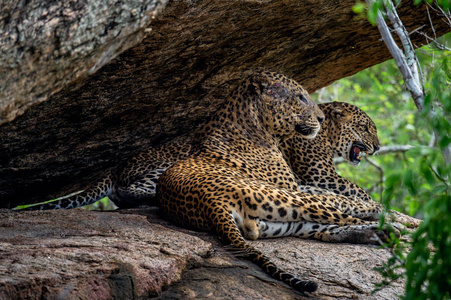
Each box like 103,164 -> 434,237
16,100 -> 420,228
17,71 -> 402,294
279,101 -> 422,227
155,71 -> 402,294
14,135 -> 193,210
281,101 -> 381,197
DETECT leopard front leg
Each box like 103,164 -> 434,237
294,186 -> 383,221
385,210 -> 422,228
255,219 -> 399,244
218,178 -> 400,246
297,186 -> 421,228
234,183 -> 403,244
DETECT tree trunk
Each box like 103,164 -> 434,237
1,0 -> 450,209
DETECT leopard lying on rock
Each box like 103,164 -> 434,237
17,71 -> 407,294
156,71 -> 403,294
17,97 -> 420,228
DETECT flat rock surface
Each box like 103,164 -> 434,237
1,208 -> 405,299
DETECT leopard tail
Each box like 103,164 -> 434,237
216,212 -> 318,294
15,175 -> 114,210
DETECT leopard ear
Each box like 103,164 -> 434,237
247,73 -> 267,95
251,81 -> 266,96
257,81 -> 268,93
331,102 -> 352,123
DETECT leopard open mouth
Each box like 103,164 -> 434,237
349,142 -> 367,163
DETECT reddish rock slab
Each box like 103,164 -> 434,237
1,208 -> 406,299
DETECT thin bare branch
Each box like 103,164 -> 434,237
373,231 -> 406,266
365,0 -> 425,110
334,145 -> 416,165
433,1 -> 451,26
408,25 -> 427,36
376,145 -> 414,155
417,31 -> 451,51
385,0 -> 425,92
366,0 -> 451,165
430,165 -> 450,188
426,5 -> 437,41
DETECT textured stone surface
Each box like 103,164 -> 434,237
0,0 -> 168,124
1,0 -> 450,209
0,208 -> 405,299
0,208 -> 210,299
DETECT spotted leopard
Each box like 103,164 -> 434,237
156,71 -> 397,294
17,101 -> 419,228
18,71 -> 401,294
279,102 -> 421,227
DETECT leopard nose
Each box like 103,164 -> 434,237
317,116 -> 325,124
373,144 -> 380,152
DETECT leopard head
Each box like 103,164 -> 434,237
325,102 -> 380,166
252,71 -> 324,139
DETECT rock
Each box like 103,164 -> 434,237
1,0 -> 450,209
0,208 -> 405,299
0,0 -> 168,124
0,208 -> 209,299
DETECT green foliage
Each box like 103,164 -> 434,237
14,199 -> 57,210
313,33 -> 451,216
353,0 -> 450,26
401,52 -> 451,300
414,0 -> 451,12
13,191 -> 83,210
405,193 -> 451,300
313,31 -> 451,299
372,225 -> 409,294
353,0 -> 402,25
82,197 -> 117,210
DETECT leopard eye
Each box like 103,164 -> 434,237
360,124 -> 370,133
297,95 -> 307,103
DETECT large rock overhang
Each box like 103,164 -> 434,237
1,0 -> 450,208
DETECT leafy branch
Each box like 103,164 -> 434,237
362,1 -> 451,299
365,0 -> 451,164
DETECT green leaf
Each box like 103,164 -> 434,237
367,1 -> 381,25
403,169 -> 417,196
352,2 -> 367,14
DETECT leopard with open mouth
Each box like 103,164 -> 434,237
155,71 -> 401,294
17,97 -> 420,228
18,71 -> 415,294
279,101 -> 421,227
